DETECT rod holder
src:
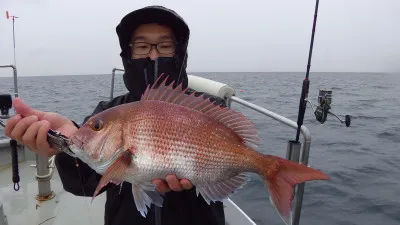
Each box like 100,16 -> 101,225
286,140 -> 302,220
35,154 -> 54,200
286,140 -> 302,163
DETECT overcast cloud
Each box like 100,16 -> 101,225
0,0 -> 399,77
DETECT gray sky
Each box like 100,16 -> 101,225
0,0 -> 399,77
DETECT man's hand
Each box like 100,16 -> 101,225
4,98 -> 78,157
153,176 -> 193,193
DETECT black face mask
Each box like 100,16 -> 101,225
122,57 -> 188,100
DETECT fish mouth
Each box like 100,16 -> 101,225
68,136 -> 124,175
67,136 -> 95,168
68,136 -> 84,152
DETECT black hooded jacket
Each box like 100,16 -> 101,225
55,5 -> 226,225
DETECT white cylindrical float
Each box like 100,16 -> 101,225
187,75 -> 236,100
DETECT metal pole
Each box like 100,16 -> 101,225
292,140 -> 311,225
12,66 -> 18,98
230,96 -> 311,143
32,154 -> 57,200
110,68 -> 124,101
12,17 -> 17,68
36,154 -> 52,198
286,140 -> 301,162
110,70 -> 115,100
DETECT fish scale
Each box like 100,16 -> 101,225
69,75 -> 330,224
133,102 -> 251,184
131,117 -> 230,183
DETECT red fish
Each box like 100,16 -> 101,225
68,75 -> 329,225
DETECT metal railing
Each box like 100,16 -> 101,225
110,68 -> 125,100
108,68 -> 312,225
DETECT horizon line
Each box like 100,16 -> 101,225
0,71 -> 397,78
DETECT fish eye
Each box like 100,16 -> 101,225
91,119 -> 104,131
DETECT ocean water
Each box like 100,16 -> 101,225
0,72 -> 399,225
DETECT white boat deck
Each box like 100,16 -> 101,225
0,155 -> 106,225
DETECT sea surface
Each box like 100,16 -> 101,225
0,72 -> 399,225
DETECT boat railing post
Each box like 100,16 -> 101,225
110,68 -> 124,101
225,97 -> 232,108
286,140 -> 301,162
34,154 -> 55,200
12,66 -> 18,98
110,69 -> 116,100
292,140 -> 311,225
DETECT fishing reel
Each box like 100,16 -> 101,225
0,94 -> 12,119
306,89 -> 351,127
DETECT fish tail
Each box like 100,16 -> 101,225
260,155 -> 329,225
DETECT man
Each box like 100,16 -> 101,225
4,5 -> 225,225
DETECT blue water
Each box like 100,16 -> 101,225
0,72 -> 399,225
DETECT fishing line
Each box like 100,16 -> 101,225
73,157 -> 96,224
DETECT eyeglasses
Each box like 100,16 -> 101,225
129,41 -> 176,56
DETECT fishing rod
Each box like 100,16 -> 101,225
294,0 -> 350,144
290,1 -> 351,225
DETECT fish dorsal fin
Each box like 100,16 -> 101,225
141,74 -> 259,146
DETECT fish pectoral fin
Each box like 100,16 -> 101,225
132,183 -> 164,217
91,151 -> 132,202
127,146 -> 137,155
196,173 -> 249,205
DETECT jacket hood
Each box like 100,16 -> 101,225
116,5 -> 190,62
